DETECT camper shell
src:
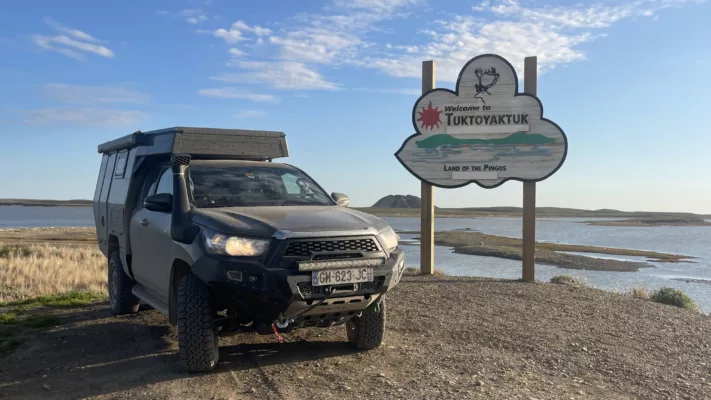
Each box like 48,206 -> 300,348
92,126 -> 404,372
93,126 -> 289,261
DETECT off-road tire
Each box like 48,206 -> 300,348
346,295 -> 386,350
108,251 -> 140,315
177,273 -> 219,372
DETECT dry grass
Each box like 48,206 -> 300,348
630,285 -> 652,300
0,243 -> 107,302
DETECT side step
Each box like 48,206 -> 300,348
131,284 -> 170,317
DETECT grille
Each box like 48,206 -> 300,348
297,280 -> 381,299
284,238 -> 379,257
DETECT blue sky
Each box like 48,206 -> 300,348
1,0 -> 710,213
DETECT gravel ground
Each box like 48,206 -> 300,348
1,275 -> 709,400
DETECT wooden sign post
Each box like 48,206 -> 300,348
395,54 -> 568,280
522,56 -> 537,282
421,61 -> 435,275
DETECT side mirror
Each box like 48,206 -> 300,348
331,192 -> 350,207
144,193 -> 173,213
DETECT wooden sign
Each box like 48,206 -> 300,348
395,54 -> 568,188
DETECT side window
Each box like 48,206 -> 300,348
281,172 -> 301,194
114,151 -> 128,179
155,168 -> 173,195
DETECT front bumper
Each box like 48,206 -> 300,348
191,246 -> 405,325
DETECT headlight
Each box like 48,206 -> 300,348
378,226 -> 399,251
203,229 -> 269,257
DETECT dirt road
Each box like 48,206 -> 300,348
1,275 -> 710,400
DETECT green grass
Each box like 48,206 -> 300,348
650,287 -> 699,311
0,312 -> 60,329
0,291 -> 102,356
0,312 -> 18,324
0,291 -> 106,309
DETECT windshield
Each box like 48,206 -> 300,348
187,164 -> 335,208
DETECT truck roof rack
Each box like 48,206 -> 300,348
97,126 -> 289,160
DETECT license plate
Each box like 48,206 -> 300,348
311,268 -> 373,287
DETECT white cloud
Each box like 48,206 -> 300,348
213,61 -> 338,90
473,0 -> 490,12
199,0 -> 416,93
157,9 -> 210,24
210,20 -> 271,43
42,18 -> 101,43
228,47 -> 246,57
195,0 -> 704,93
268,26 -> 364,64
489,0 -> 706,28
266,10 -> 398,66
368,0 -> 704,82
231,20 -> 272,36
41,83 -> 149,104
353,87 -> 420,95
233,110 -> 266,118
20,108 -> 147,127
33,19 -> 114,60
198,87 -> 278,102
331,0 -> 422,13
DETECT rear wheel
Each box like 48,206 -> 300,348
107,251 -> 140,315
346,296 -> 386,350
177,273 -> 219,372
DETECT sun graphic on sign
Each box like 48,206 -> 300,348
417,101 -> 442,130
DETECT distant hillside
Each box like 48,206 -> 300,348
0,199 -> 92,207
372,195 -> 426,208
454,207 -> 711,219
358,205 -> 711,219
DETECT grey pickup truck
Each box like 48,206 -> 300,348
92,127 -> 405,372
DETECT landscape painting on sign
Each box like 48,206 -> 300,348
395,54 -> 568,188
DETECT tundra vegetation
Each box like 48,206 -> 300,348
0,242 -> 107,355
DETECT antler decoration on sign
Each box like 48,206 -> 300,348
474,67 -> 499,104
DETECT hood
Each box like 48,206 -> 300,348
191,206 -> 391,238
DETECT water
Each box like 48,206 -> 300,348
0,206 -> 709,312
0,206 -> 94,228
384,216 -> 711,313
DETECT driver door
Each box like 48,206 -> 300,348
129,166 -> 174,299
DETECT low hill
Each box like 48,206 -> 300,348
372,195 -> 424,208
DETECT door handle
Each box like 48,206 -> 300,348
140,219 -> 149,227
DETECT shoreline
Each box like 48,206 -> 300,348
0,200 -> 92,207
583,218 -> 711,227
0,227 -> 97,243
403,230 -> 694,272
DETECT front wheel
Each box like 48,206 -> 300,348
346,296 -> 386,350
177,273 -> 219,372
